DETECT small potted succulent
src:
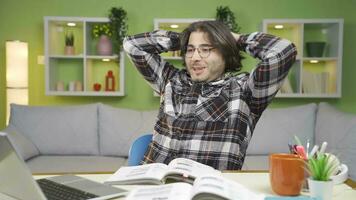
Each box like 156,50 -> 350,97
64,32 -> 75,55
305,152 -> 339,200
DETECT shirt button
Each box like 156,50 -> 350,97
175,130 -> 181,136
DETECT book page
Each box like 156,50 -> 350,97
104,163 -> 169,185
191,175 -> 265,200
166,158 -> 220,181
126,182 -> 192,200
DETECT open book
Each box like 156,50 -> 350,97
104,158 -> 220,185
125,175 -> 265,200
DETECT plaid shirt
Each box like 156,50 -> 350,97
123,30 -> 297,170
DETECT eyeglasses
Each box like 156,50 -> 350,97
185,46 -> 215,58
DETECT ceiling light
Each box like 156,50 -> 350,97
274,25 -> 284,29
170,24 -> 179,29
310,60 -> 319,64
67,22 -> 76,27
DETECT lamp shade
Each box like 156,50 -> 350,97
6,41 -> 28,88
6,40 -> 28,124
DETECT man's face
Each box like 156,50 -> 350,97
185,31 -> 225,82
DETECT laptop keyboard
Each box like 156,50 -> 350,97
37,178 -> 98,200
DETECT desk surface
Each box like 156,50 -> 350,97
1,172 -> 355,200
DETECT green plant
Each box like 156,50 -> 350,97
92,23 -> 112,38
109,7 -> 128,58
65,32 -> 74,46
305,152 -> 339,181
216,6 -> 241,33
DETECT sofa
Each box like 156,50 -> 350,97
2,103 -> 355,180
3,103 -> 158,174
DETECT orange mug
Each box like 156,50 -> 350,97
269,153 -> 305,196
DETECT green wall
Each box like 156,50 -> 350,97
1,0 -> 356,129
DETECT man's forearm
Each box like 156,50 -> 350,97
123,30 -> 181,94
123,30 -> 180,56
236,32 -> 297,61
239,32 -> 297,114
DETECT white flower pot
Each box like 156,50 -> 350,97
308,178 -> 333,200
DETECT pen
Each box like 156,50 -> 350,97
319,142 -> 328,154
306,139 -> 310,159
288,143 -> 294,154
309,145 -> 319,158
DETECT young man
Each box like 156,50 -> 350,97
123,21 -> 297,170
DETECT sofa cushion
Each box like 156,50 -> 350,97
138,110 -> 158,134
99,104 -> 144,156
9,103 -> 99,155
247,103 -> 317,155
316,102 -> 356,180
3,125 -> 39,161
27,155 -> 127,174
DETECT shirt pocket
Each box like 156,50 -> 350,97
195,90 -> 229,122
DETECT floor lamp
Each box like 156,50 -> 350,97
6,40 -> 28,124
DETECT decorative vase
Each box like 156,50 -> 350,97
105,70 -> 115,91
97,35 -> 113,55
307,178 -> 333,200
306,42 -> 326,57
64,46 -> 75,55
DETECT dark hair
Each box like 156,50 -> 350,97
180,20 -> 244,72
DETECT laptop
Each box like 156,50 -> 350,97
0,132 -> 128,200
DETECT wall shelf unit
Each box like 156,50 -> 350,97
263,19 -> 343,98
44,16 -> 125,96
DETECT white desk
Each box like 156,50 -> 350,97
1,172 -> 355,199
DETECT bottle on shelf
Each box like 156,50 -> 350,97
105,70 -> 115,91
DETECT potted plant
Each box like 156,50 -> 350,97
216,6 -> 241,33
109,7 -> 128,59
92,23 -> 113,55
305,152 -> 339,200
64,32 -> 75,55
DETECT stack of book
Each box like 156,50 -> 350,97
302,71 -> 330,94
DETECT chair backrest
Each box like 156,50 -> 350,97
128,134 -> 152,166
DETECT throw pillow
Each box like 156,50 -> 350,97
9,103 -> 99,155
247,103 -> 317,155
98,103 -> 143,156
3,124 -> 39,160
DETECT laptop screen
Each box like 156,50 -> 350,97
0,132 -> 46,200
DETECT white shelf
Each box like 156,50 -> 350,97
49,55 -> 84,59
86,55 -> 118,59
44,16 -> 125,96
46,91 -> 125,96
162,56 -> 182,60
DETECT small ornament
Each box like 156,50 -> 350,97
56,81 -> 65,91
93,83 -> 101,91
